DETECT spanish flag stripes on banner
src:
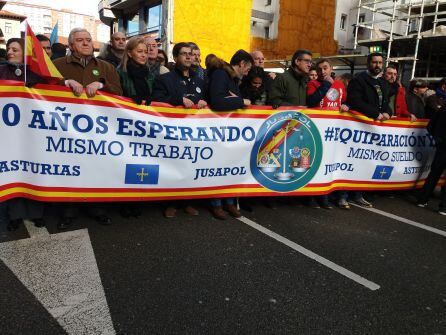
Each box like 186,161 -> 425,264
25,22 -> 63,83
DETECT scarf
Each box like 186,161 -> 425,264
72,53 -> 93,68
127,59 -> 151,104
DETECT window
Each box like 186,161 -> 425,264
359,14 -> 365,23
266,0 -> 272,5
264,26 -> 270,39
126,13 -> 139,36
147,4 -> 162,32
340,14 -> 347,30
5,22 -> 11,34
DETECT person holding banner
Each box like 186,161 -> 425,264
342,52 -> 393,208
306,58 -> 349,209
0,38 -> 46,86
53,28 -> 122,98
53,28 -> 123,228
117,36 -> 154,105
268,49 -> 312,107
347,52 -> 392,121
0,38 -> 47,230
152,42 -> 207,218
206,50 -> 254,219
152,42 -> 207,109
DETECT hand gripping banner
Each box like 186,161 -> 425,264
0,82 -> 435,202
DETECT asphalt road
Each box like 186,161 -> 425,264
0,193 -> 445,334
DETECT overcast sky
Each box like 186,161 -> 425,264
21,0 -> 100,17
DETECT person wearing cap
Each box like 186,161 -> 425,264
406,79 -> 429,119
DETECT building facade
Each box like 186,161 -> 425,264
100,0 -> 339,62
3,1 -> 109,43
250,0 -> 338,61
0,2 -> 25,45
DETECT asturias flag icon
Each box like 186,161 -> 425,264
372,165 -> 394,180
125,164 -> 159,185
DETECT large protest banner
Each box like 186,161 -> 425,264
0,82 -> 434,202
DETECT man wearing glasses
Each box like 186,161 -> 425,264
152,42 -> 207,219
269,49 -> 313,107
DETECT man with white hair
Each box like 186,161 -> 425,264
98,31 -> 126,68
145,37 -> 169,78
54,28 -> 122,97
53,28 -> 122,229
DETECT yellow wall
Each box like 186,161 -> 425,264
173,0 -> 253,63
251,0 -> 338,61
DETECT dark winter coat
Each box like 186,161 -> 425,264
117,66 -> 154,105
268,67 -> 308,107
406,91 -> 425,118
347,71 -> 391,119
207,68 -> 244,111
97,45 -> 122,68
427,91 -> 446,144
0,63 -> 46,86
152,67 -> 206,106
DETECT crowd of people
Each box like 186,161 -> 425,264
0,27 -> 445,232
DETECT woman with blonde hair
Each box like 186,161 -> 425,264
117,36 -> 154,105
117,37 -> 154,218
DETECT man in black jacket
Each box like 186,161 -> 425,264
151,42 -> 207,219
98,32 -> 126,68
152,42 -> 207,109
417,78 -> 446,214
347,52 -> 392,120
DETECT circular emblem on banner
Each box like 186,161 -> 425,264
326,88 -> 339,102
250,111 -> 323,192
92,69 -> 100,76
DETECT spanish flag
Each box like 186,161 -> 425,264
25,22 -> 63,83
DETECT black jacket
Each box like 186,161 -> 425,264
97,45 -> 122,68
406,91 -> 425,118
208,68 -> 244,111
427,92 -> 446,144
152,67 -> 206,106
347,71 -> 391,119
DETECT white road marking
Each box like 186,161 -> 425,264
0,225 -> 115,334
23,220 -> 49,238
350,204 -> 446,238
237,216 -> 380,291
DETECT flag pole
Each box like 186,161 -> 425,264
24,21 -> 27,85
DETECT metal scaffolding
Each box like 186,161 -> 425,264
353,0 -> 446,81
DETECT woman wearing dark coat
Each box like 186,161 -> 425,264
117,36 -> 154,105
0,38 -> 47,231
116,37 -> 154,218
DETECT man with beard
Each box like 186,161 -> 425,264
344,53 -> 392,208
348,52 -> 391,120
383,64 -> 415,121
189,42 -> 206,81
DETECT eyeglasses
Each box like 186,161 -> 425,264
178,51 -> 192,57
298,58 -> 312,65
157,57 -> 166,62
